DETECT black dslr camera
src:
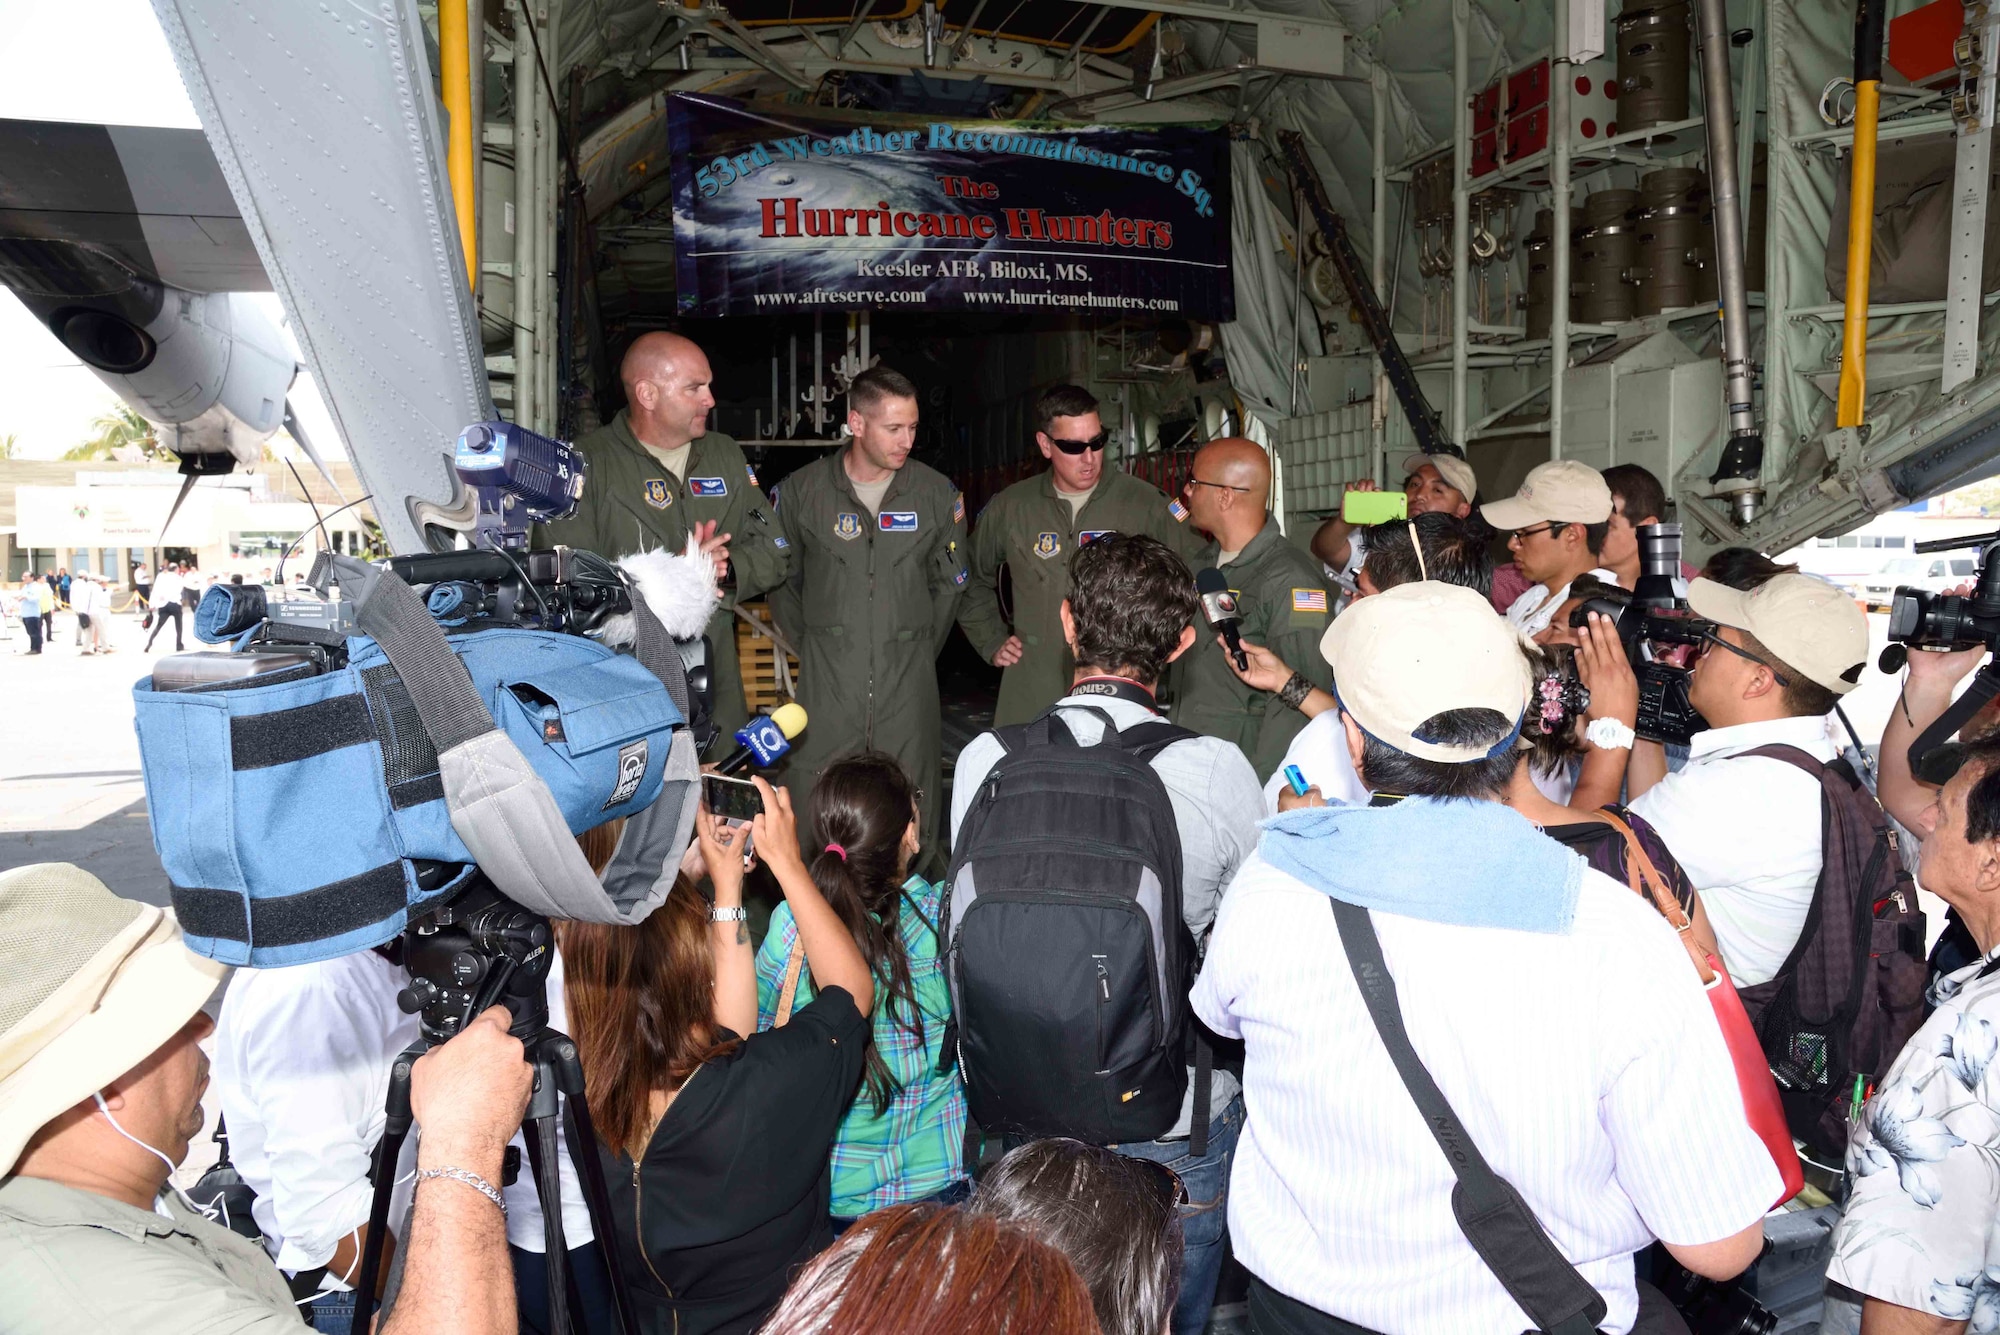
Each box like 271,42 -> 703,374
1571,523 -> 1714,748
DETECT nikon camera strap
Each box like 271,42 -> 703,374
1329,898 -> 1607,1335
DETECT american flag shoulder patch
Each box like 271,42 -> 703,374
1168,499 -> 1189,522
1292,588 -> 1328,613
953,492 -> 965,524
745,463 -> 760,487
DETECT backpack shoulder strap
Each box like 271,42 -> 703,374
1115,719 -> 1200,761
1736,743 -> 1827,779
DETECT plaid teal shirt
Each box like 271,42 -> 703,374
755,876 -> 969,1218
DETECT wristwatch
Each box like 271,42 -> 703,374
709,905 -> 748,923
1585,718 -> 1637,751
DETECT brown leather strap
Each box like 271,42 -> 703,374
1594,809 -> 1715,985
773,934 -> 807,1026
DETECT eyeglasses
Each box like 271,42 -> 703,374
1699,628 -> 1791,686
1130,1157 -> 1190,1211
1511,522 -> 1566,541
1186,477 -> 1251,494
1049,432 -> 1109,456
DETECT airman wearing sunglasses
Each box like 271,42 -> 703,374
958,384 -> 1201,725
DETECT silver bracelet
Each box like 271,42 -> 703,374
416,1166 -> 506,1216
710,905 -> 748,922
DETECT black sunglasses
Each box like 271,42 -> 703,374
1050,431 -> 1109,455
1131,1156 -> 1190,1211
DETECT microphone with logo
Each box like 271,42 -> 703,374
1196,567 -> 1249,672
714,701 -> 808,775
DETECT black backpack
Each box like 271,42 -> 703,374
1734,745 -> 1931,1162
943,705 -> 1202,1148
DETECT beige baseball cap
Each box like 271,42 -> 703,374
1480,459 -> 1613,530
0,864 -> 226,1173
1687,573 -> 1870,696
1320,581 -> 1531,763
1399,451 -> 1479,503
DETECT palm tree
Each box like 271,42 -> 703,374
0,432 -> 17,460
64,404 -> 169,462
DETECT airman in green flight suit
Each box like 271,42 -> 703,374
537,332 -> 790,753
957,384 -> 1201,727
1172,437 -> 1334,780
766,365 -> 969,857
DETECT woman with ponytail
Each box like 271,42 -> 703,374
754,751 -> 969,1229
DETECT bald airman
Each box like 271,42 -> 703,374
1170,437 -> 1333,779
538,332 -> 790,752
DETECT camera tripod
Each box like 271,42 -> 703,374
349,883 -> 639,1335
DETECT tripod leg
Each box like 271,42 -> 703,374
523,1113 -> 572,1335
353,1041 -> 426,1331
547,1032 -> 641,1335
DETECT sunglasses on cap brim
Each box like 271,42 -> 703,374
1049,432 -> 1109,455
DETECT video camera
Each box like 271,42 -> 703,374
134,421 -> 715,978
1884,529 -> 2000,785
1885,529 -> 2000,654
1571,522 -> 1712,748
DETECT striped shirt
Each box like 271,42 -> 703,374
756,876 -> 968,1218
1192,853 -> 1780,1334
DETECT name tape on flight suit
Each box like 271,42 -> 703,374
689,477 -> 729,496
879,511 -> 919,532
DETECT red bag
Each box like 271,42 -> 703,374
1598,810 -> 1803,1208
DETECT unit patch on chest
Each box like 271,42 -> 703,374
689,477 -> 728,497
833,512 -> 863,541
643,478 -> 673,509
879,511 -> 919,532
1033,532 -> 1062,559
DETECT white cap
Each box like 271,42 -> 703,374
1399,451 -> 1479,503
1687,574 -> 1870,696
1320,581 -> 1531,763
1481,459 -> 1614,530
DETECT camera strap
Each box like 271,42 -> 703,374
1329,898 -> 1607,1335
1906,662 -> 2000,778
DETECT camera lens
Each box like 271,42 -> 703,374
1886,589 -> 1925,643
1636,522 -> 1683,579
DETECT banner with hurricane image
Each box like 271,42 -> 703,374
668,95 -> 1232,319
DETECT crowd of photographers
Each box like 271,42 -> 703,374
9,437 -> 2000,1335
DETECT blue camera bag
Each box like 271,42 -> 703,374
135,573 -> 696,966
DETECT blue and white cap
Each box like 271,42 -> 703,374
1320,582 -> 1530,763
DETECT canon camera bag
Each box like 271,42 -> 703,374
943,705 -> 1208,1150
1732,746 -> 1930,1161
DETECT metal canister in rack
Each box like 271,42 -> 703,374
1615,2 -> 1692,134
1630,167 -> 1710,315
1577,189 -> 1640,324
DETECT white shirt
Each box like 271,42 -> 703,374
1264,714 -> 1575,814
1264,710 -> 1371,814
952,688 -> 1266,1133
1503,567 -> 1619,637
1192,855 -> 1780,1334
1628,714 -> 1836,987
150,570 -> 184,607
213,951 -> 422,1277
504,949 -> 594,1251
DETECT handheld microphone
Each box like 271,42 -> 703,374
714,702 -> 808,775
1196,567 -> 1249,671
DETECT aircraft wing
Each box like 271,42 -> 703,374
0,118 -> 266,295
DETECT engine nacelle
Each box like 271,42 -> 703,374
0,239 -> 295,468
